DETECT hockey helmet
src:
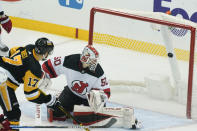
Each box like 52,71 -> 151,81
35,37 -> 54,55
80,45 -> 99,71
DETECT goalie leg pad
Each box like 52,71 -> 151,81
73,105 -> 140,129
47,108 -> 67,122
47,108 -> 53,122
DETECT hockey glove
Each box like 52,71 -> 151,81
0,114 -> 12,130
38,72 -> 52,91
0,11 -> 12,33
46,95 -> 61,111
87,90 -> 108,113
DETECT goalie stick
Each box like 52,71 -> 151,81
10,118 -> 117,129
57,105 -> 90,131
57,105 -> 82,124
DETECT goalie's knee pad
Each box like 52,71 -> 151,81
121,108 -> 142,129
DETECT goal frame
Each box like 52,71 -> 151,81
88,7 -> 196,119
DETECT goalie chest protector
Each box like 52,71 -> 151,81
43,54 -> 110,99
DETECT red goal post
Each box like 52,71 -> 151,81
88,7 -> 196,119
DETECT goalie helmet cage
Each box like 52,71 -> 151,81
88,7 -> 196,119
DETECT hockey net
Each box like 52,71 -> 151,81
88,7 -> 197,119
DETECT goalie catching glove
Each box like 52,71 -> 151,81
87,90 -> 108,113
0,11 -> 12,33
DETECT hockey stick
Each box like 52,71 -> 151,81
57,105 -> 90,131
57,105 -> 81,124
57,105 -> 117,130
11,118 -> 117,129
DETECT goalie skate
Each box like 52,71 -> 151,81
131,118 -> 142,129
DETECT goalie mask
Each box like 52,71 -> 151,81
80,45 -> 99,72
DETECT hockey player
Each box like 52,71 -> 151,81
0,37 -> 61,126
0,4 -> 12,52
42,45 -> 141,129
42,45 -> 110,120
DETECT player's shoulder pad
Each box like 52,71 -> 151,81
63,54 -> 81,71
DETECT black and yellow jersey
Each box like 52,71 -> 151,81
0,44 -> 51,104
1,45 -> 42,84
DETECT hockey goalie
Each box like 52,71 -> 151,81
73,90 -> 142,129
41,45 -> 142,129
